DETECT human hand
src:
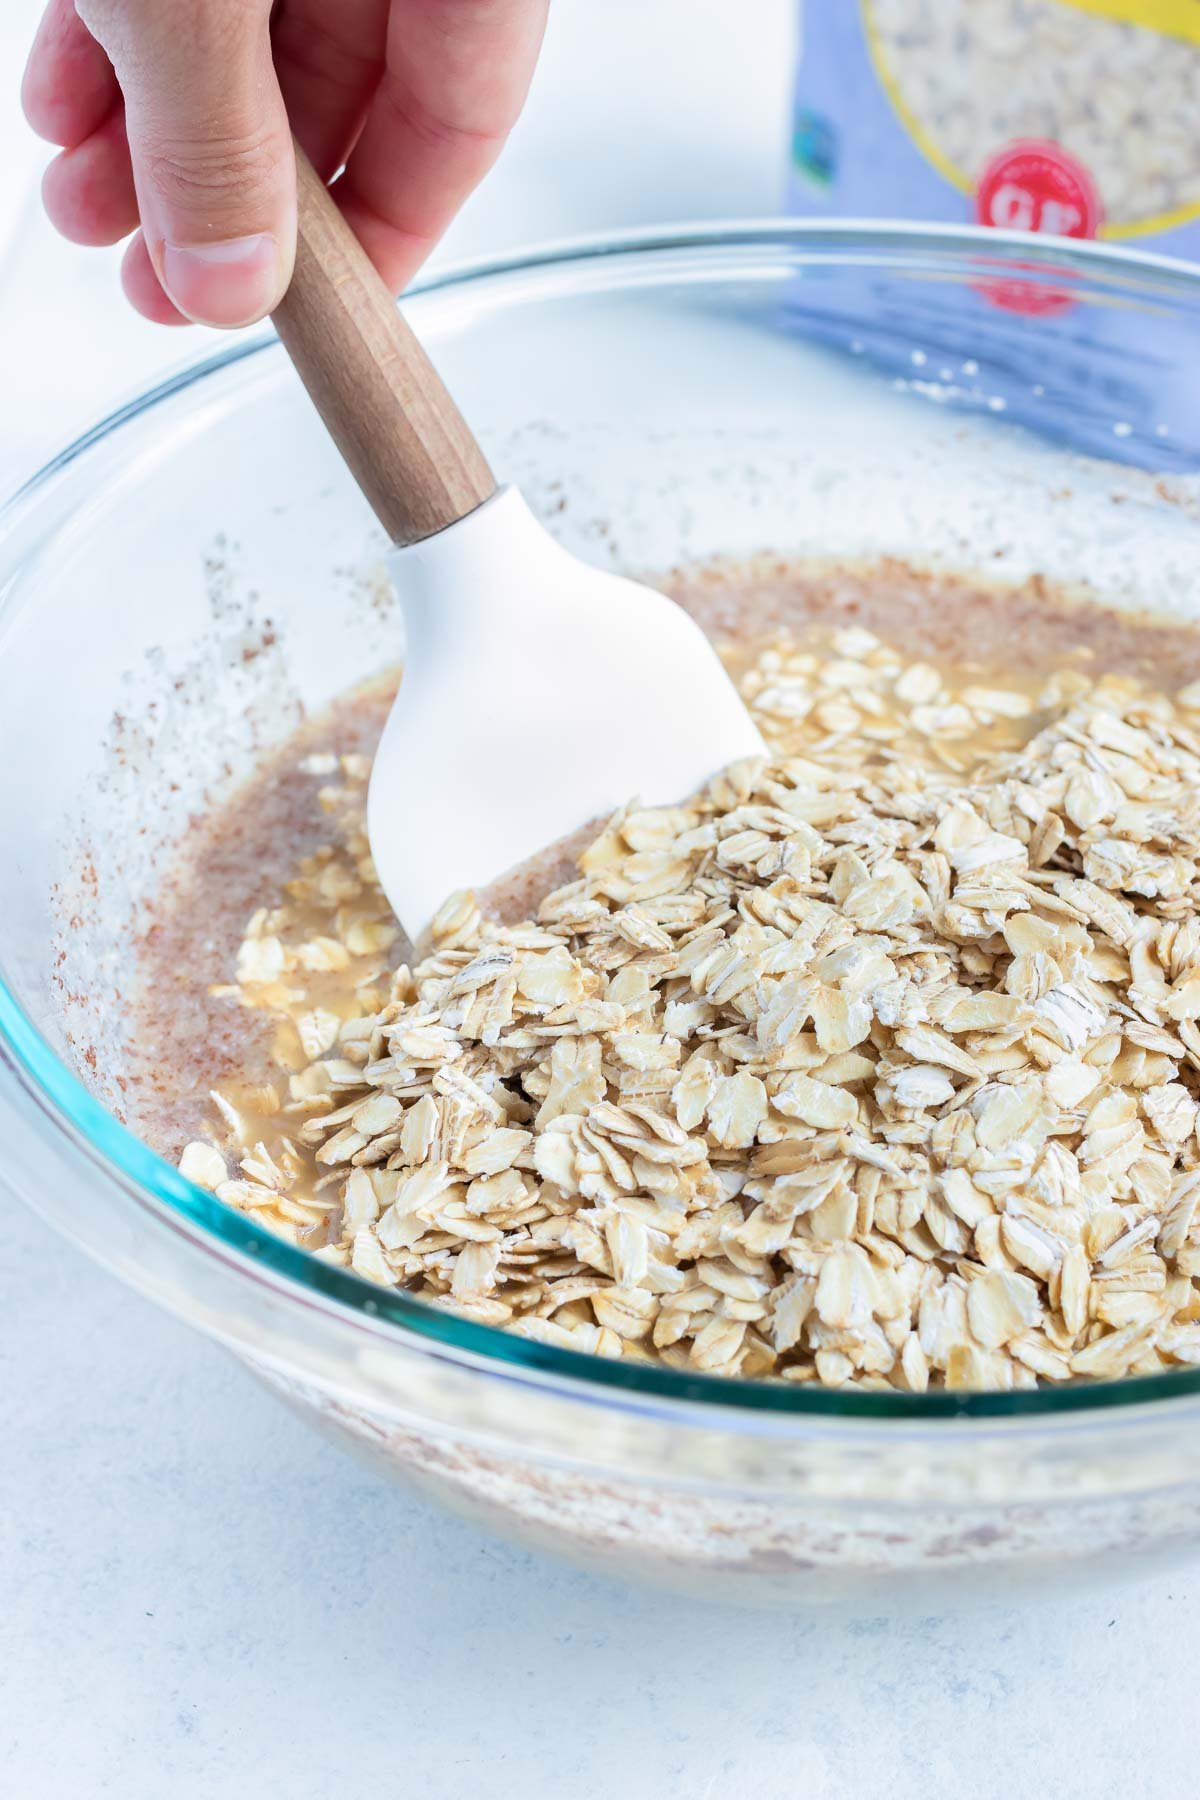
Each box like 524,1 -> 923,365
22,0 -> 548,327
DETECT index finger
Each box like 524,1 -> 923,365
333,0 -> 549,293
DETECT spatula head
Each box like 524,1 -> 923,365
367,487 -> 766,936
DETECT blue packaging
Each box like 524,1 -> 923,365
787,0 -> 1200,470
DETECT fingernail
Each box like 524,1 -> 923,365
160,234 -> 281,328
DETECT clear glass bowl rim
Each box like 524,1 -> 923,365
7,216 -> 1200,1424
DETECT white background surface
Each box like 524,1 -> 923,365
1,4 -> 1197,1796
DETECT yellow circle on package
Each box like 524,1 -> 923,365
862,0 -> 1200,239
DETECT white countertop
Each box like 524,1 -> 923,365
2,4 -> 1198,1794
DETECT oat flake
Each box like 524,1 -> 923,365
180,623 -> 1200,1391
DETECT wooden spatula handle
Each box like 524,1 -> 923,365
272,145 -> 497,546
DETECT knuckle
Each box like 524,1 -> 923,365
382,85 -> 504,158
142,122 -> 285,210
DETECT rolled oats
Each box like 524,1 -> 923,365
182,621 -> 1200,1391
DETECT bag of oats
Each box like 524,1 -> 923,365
788,0 -> 1200,466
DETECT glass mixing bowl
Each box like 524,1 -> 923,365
5,224 -> 1200,1608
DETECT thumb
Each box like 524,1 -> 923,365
81,1 -> 295,327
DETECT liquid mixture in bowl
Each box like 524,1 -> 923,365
132,560 -> 1200,1393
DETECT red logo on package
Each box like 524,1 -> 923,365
974,139 -> 1102,314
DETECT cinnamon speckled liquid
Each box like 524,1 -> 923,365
122,558 -> 1200,1164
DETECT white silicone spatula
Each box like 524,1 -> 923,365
273,152 -> 764,936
